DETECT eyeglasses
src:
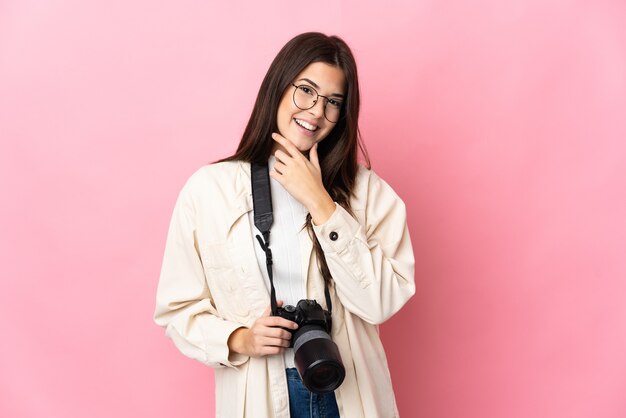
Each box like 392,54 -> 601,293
291,83 -> 343,123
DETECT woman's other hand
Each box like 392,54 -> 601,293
227,301 -> 298,358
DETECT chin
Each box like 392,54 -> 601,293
287,134 -> 315,152
294,142 -> 314,153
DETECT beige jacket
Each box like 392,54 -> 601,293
154,161 -> 415,418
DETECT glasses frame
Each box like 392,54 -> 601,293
290,83 -> 343,123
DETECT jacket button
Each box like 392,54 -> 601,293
329,231 -> 338,241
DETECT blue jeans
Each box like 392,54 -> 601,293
286,368 -> 340,418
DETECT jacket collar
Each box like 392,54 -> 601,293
223,161 -> 253,232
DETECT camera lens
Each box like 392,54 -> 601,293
293,325 -> 345,394
305,362 -> 343,392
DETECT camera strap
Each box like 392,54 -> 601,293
251,162 -> 333,317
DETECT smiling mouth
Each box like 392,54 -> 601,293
294,118 -> 318,132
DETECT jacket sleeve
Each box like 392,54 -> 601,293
312,170 -> 415,325
153,178 -> 248,368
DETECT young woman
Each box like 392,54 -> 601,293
154,32 -> 415,418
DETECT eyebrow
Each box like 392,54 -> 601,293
297,78 -> 344,98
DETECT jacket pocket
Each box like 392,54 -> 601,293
199,241 -> 236,270
199,242 -> 250,322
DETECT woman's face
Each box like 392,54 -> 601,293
275,62 -> 346,153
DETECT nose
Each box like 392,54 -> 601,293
308,99 -> 326,119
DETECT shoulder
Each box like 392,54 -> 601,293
352,164 -> 403,209
175,160 -> 250,212
180,160 -> 247,195
171,160 -> 252,227
184,160 -> 243,188
349,165 -> 409,235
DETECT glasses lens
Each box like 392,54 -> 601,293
324,100 -> 342,123
293,85 -> 316,110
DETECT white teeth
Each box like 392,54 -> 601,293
295,119 -> 316,131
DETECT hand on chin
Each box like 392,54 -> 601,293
272,132 -> 314,156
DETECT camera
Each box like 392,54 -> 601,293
276,299 -> 345,394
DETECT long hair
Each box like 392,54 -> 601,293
220,32 -> 370,286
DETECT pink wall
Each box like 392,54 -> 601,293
1,1 -> 625,417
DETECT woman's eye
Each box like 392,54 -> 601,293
300,86 -> 315,96
328,99 -> 342,108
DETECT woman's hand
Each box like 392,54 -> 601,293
227,301 -> 298,358
271,133 -> 336,225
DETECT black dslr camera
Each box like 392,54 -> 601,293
276,299 -> 345,394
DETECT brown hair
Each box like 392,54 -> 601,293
220,32 -> 370,285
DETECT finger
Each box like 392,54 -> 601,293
258,316 -> 298,330
259,346 -> 284,356
256,315 -> 294,328
280,329 -> 294,340
273,161 -> 287,175
269,169 -> 285,184
261,336 -> 292,348
272,132 -> 300,157
251,327 -> 292,346
274,149 -> 290,164
262,326 -> 294,340
309,142 -> 320,169
276,318 -> 299,330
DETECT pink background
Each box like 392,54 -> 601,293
1,1 -> 625,417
